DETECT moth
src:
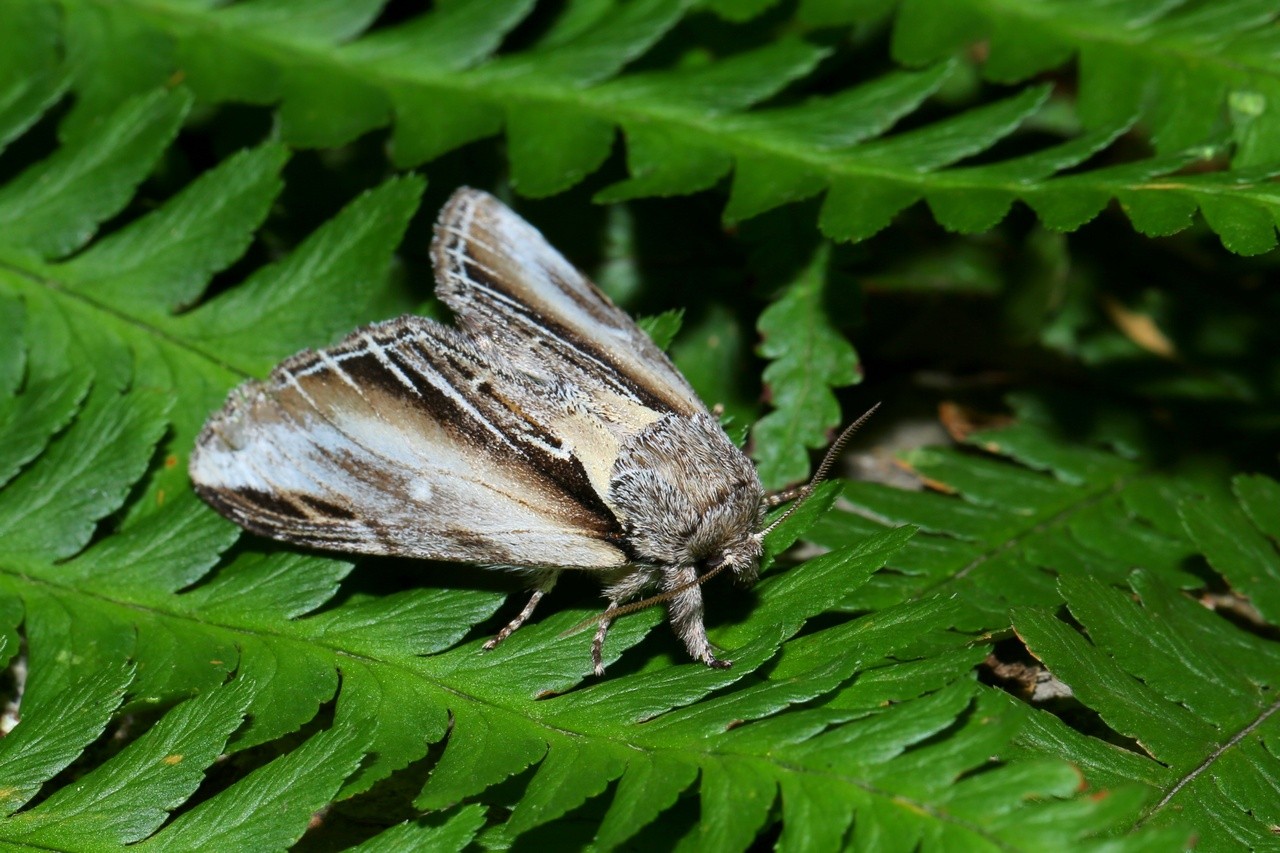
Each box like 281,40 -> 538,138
191,187 -> 871,674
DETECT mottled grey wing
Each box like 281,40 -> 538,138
432,188 -> 707,417
190,316 -> 628,569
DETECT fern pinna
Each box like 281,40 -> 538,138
1,0 -> 1279,850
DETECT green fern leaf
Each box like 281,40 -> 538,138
147,725 -> 367,851
0,89 -> 1235,850
636,308 -> 684,351
59,144 -> 288,317
349,804 -> 486,852
594,36 -> 831,202
7,681 -> 250,846
1180,473 -> 1280,620
23,0 -> 1277,253
803,392 -> 1214,630
0,662 -> 133,818
879,0 -> 1280,165
752,244 -> 862,489
717,61 -> 955,222
0,300 -> 91,490
1007,473 -> 1280,848
0,112 -> 906,846
170,175 -> 422,373
0,88 -> 190,259
0,295 -> 170,563
0,0 -> 66,151
0,303 -> 1105,848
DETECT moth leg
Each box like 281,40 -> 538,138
591,603 -> 619,678
484,570 -> 559,650
763,485 -> 806,508
590,569 -> 656,676
664,565 -> 731,669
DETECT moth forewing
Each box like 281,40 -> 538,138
191,187 -> 768,675
190,320 -> 630,569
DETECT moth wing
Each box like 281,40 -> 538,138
190,316 -> 629,570
433,188 -> 706,417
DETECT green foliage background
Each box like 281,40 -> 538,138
0,0 -> 1278,849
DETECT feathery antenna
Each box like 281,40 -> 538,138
757,402 -> 881,540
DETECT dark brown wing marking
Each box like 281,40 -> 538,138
432,188 -> 707,417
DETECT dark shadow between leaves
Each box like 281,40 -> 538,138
981,632 -> 1147,758
153,689 -> 340,831
20,702 -> 167,811
295,711 -> 453,852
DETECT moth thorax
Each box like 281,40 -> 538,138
608,412 -> 764,578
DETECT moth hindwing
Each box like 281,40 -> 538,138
191,187 -> 767,674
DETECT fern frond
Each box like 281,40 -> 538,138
1004,474 -> 1280,847
6,680 -> 249,846
15,0 -> 1275,254
850,0 -> 1280,167
1180,473 -> 1280,620
805,391 -> 1209,628
752,244 -> 861,489
0,89 -> 1180,848
799,388 -> 1280,847
0,87 -> 189,258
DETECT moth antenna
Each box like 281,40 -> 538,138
756,402 -> 881,540
560,559 -> 734,638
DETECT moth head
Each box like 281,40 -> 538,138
709,534 -> 762,587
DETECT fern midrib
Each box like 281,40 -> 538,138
0,549 -> 514,722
